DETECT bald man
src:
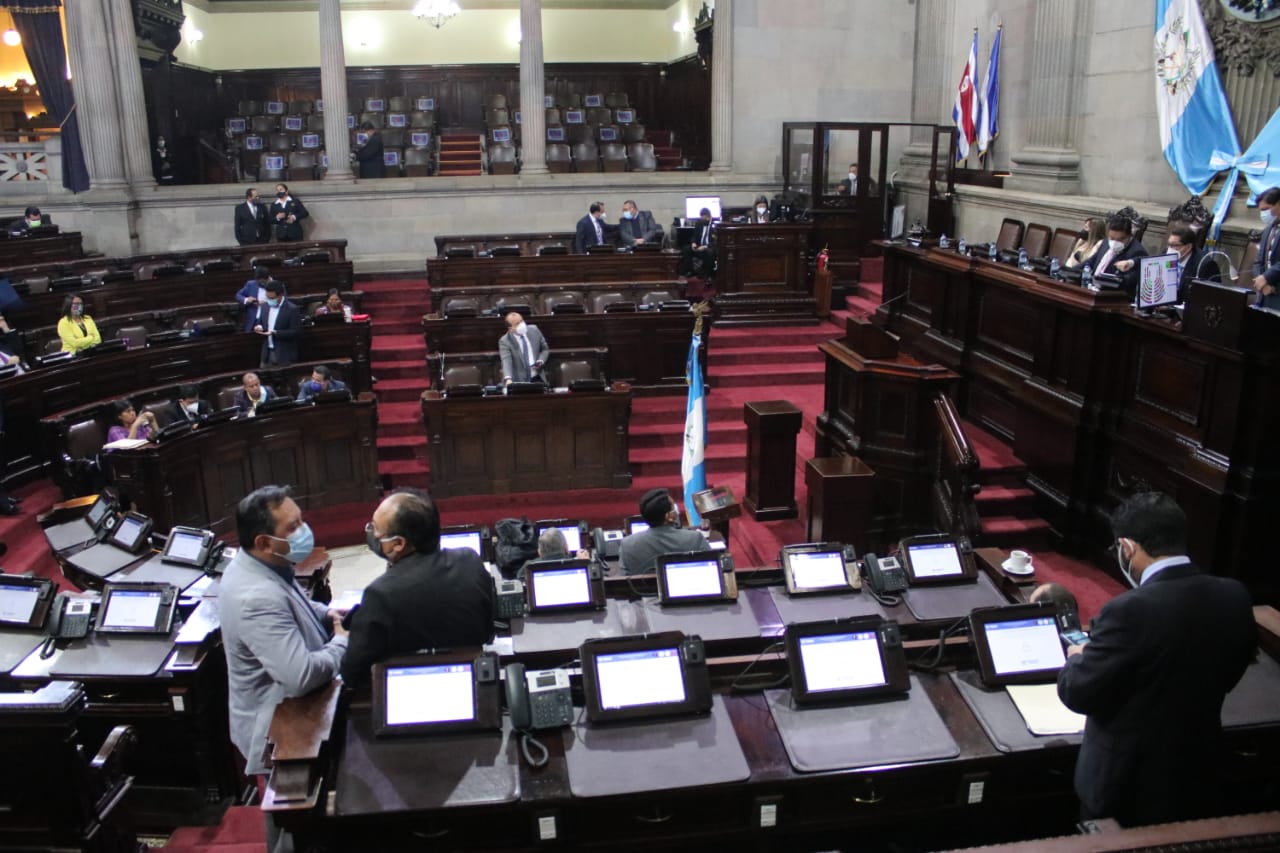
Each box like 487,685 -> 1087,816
232,372 -> 274,415
340,488 -> 495,686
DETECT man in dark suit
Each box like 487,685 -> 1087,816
498,310 -> 550,384
1084,213 -> 1148,296
8,205 -> 48,236
269,183 -> 308,242
253,280 -> 302,367
340,488 -> 495,687
1251,186 -> 1280,309
295,364 -> 348,401
162,383 -> 212,425
234,188 -> 268,246
574,201 -> 608,253
679,207 -> 716,277
617,199 -> 662,247
232,372 -> 275,415
1165,224 -> 1219,300
354,122 -> 386,179
1057,492 -> 1255,827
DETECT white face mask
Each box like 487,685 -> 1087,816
1108,239 -> 1125,253
184,402 -> 200,414
756,206 -> 767,215
515,321 -> 528,336
1263,209 -> 1275,226
848,172 -> 857,182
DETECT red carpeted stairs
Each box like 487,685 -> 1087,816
436,134 -> 484,177
0,479 -> 79,591
644,129 -> 683,171
361,279 -> 432,491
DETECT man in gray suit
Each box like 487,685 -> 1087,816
617,199 -> 663,248
619,487 -> 711,575
219,485 -> 348,775
498,310 -> 550,385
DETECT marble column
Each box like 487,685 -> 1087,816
319,0 -> 354,182
105,0 -> 156,188
1006,0 -> 1090,194
905,0 -> 953,153
518,0 -> 548,175
708,0 -> 733,173
64,1 -> 128,189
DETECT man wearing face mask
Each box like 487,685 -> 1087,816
339,489 -> 495,687
498,310 -> 549,385
616,199 -> 662,248
163,384 -> 211,425
219,485 -> 348,777
618,487 -> 711,575
1165,224 -> 1218,300
1250,186 -> 1280,309
253,280 -> 301,367
1084,213 -> 1148,296
574,201 -> 609,253
1057,491 -> 1254,828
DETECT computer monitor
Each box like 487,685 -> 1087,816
96,583 -> 177,634
371,652 -> 500,737
161,526 -> 216,568
439,527 -> 484,557
685,196 -> 722,221
581,632 -> 711,724
0,574 -> 54,628
108,512 -> 152,554
898,534 -> 975,585
535,519 -> 586,553
781,544 -> 856,595
785,617 -> 910,705
85,493 -> 115,531
655,552 -> 729,605
525,559 -> 599,612
625,516 -> 650,535
969,604 -> 1067,687
1138,252 -> 1181,309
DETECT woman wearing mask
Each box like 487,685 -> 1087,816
270,183 -> 309,242
749,195 -> 772,224
1065,217 -> 1106,268
1252,186 -> 1280,309
57,293 -> 102,354
107,399 -> 157,443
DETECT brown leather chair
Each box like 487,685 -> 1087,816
573,142 -> 600,173
250,115 -> 275,134
237,100 -> 261,117
622,123 -> 646,144
545,108 -> 562,126
605,92 -> 630,109
589,292 -> 627,313
639,290 -> 677,307
215,384 -> 242,412
441,296 -> 481,318
485,108 -> 510,128
142,399 -> 173,427
540,292 -> 584,314
404,147 -> 432,177
995,218 -> 1025,253
587,107 -> 612,126
114,325 -> 149,350
444,364 -> 484,390
565,124 -> 592,146
559,92 -> 582,109
488,143 -> 517,175
358,111 -> 386,129
182,316 -> 218,333
409,110 -> 435,129
1022,223 -> 1051,259
552,359 -> 595,388
627,142 -> 657,172
495,294 -> 535,315
546,144 -> 572,174
382,128 -> 406,149
289,100 -> 314,115
387,95 -> 413,113
305,114 -> 326,133
288,151 -> 318,181
485,93 -> 507,110
268,132 -> 294,152
601,143 -> 628,172
1049,228 -> 1078,265
66,419 -> 104,460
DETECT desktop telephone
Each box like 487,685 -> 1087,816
591,527 -> 625,559
862,553 -> 907,596
504,662 -> 574,731
46,593 -> 94,641
494,579 -> 526,620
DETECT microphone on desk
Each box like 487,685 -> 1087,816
439,352 -> 446,389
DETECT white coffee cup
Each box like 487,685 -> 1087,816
1008,550 -> 1031,571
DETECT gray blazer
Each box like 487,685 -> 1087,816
499,325 -> 550,383
218,549 -> 346,774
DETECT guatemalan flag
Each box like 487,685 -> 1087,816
952,30 -> 979,163
1155,0 -> 1238,195
681,332 -> 707,527
976,26 -> 1001,161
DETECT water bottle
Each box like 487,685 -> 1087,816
342,304 -> 353,322
939,233 -> 950,249
988,242 -> 997,261
1049,257 -> 1061,278
1082,263 -> 1093,289
957,237 -> 967,255
1018,247 -> 1029,270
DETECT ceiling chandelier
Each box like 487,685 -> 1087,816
413,0 -> 461,29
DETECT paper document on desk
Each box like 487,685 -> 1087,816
174,599 -> 220,644
1007,683 -> 1086,736
102,438 -> 150,450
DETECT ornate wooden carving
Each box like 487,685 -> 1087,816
1203,0 -> 1280,77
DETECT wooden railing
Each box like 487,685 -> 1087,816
932,392 -> 982,544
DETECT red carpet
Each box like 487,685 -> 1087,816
0,479 -> 80,592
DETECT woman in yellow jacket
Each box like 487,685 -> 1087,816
57,293 -> 101,354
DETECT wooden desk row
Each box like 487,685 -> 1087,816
0,230 -> 84,267
0,238 -> 346,280
426,251 -> 681,289
434,230 -> 577,258
874,243 -> 1280,597
0,322 -> 371,487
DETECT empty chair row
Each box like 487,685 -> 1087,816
432,283 -> 685,317
236,97 -> 439,117
485,107 -> 640,128
489,123 -> 646,146
246,148 -> 436,182
545,142 -> 656,173
229,111 -> 436,135
485,92 -> 630,110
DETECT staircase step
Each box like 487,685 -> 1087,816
974,484 -> 1036,515
379,457 -> 431,491
630,444 -> 742,478
371,359 -> 429,381
629,421 -> 746,449
979,515 -> 1054,549
712,364 -> 824,388
709,344 -> 824,367
437,168 -> 483,176
374,378 -> 428,404
370,319 -> 424,336
713,326 -> 835,347
378,434 -> 428,461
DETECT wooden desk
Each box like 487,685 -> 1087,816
426,252 -> 681,289
713,222 -> 817,325
0,230 -> 84,266
0,322 -> 370,488
434,231 -> 576,257
421,388 -> 632,497
0,238 -> 346,279
103,397 -> 381,534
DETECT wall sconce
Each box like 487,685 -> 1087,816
672,20 -> 689,34
2,29 -> 21,47
183,23 -> 203,45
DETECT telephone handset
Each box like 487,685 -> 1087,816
504,662 -> 574,731
591,526 -> 625,559
46,593 -> 93,640
863,552 -> 907,596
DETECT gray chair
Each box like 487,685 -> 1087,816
572,141 -> 600,173
546,144 -> 572,174
488,143 -> 517,175
627,142 -> 657,172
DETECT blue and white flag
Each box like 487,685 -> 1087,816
681,333 -> 707,527
976,26 -> 1001,160
1155,0 -> 1239,195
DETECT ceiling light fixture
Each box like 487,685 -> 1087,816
414,0 -> 461,30
2,29 -> 20,47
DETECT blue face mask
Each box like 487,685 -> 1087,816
267,298 -> 281,308
269,522 -> 314,563
622,211 -> 634,220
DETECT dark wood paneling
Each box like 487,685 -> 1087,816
426,253 -> 680,288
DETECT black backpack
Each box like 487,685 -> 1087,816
494,516 -> 538,578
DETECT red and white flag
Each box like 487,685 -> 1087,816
952,30 -> 980,163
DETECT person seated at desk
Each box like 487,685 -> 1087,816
837,163 -> 877,197
618,487 -> 711,576
518,527 -> 590,583
1084,213 -> 1147,295
1166,225 -> 1219,299
8,205 -> 48,235
1252,186 -> 1280,310
235,266 -> 272,331
163,383 -> 212,425
57,293 -> 102,354
106,399 -> 156,443
314,288 -> 352,321
1065,217 -> 1106,268
340,489 -> 495,688
575,201 -> 609,253
295,364 -> 347,402
679,208 -> 716,278
233,372 -> 274,415
499,311 -> 549,385
749,195 -> 772,224
253,280 -> 301,367
0,312 -> 26,373
616,199 -> 663,248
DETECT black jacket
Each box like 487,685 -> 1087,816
270,196 -> 309,242
355,131 -> 386,179
1085,238 -> 1148,296
255,299 -> 302,366
234,200 -> 268,245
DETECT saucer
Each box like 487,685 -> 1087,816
1002,558 -> 1035,576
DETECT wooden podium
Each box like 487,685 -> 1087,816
743,400 -> 802,520
805,456 -> 875,553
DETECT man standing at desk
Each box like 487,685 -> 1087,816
575,201 -> 608,253
618,487 -> 711,575
1057,492 -> 1255,827
340,489 -> 495,687
499,311 -> 549,385
254,280 -> 301,367
1084,213 -> 1147,295
617,199 -> 662,248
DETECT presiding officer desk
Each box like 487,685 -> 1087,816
0,228 -> 85,267
260,555 -> 1280,852
426,251 -> 681,290
876,241 -> 1280,597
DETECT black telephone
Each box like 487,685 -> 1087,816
505,662 -> 574,731
43,594 -> 94,656
863,552 -> 907,595
591,526 -> 625,559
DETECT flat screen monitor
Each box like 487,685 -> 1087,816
781,545 -> 855,595
625,516 -> 649,535
108,512 -> 152,554
85,493 -> 114,531
439,529 -> 483,557
655,552 -> 727,605
685,196 -> 722,221
0,574 -> 54,628
371,652 -> 500,737
96,583 -> 176,634
899,534 -> 975,585
535,520 -> 584,553
1139,252 -> 1181,308
161,526 -> 215,568
785,617 -> 910,705
969,604 -> 1067,686
581,632 -> 710,724
526,559 -> 595,612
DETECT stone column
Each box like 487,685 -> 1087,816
905,0 -> 953,151
708,0 -> 733,173
1006,0 -> 1090,194
105,0 -> 156,188
319,0 -> 354,182
64,1 -> 127,189
518,0 -> 548,175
